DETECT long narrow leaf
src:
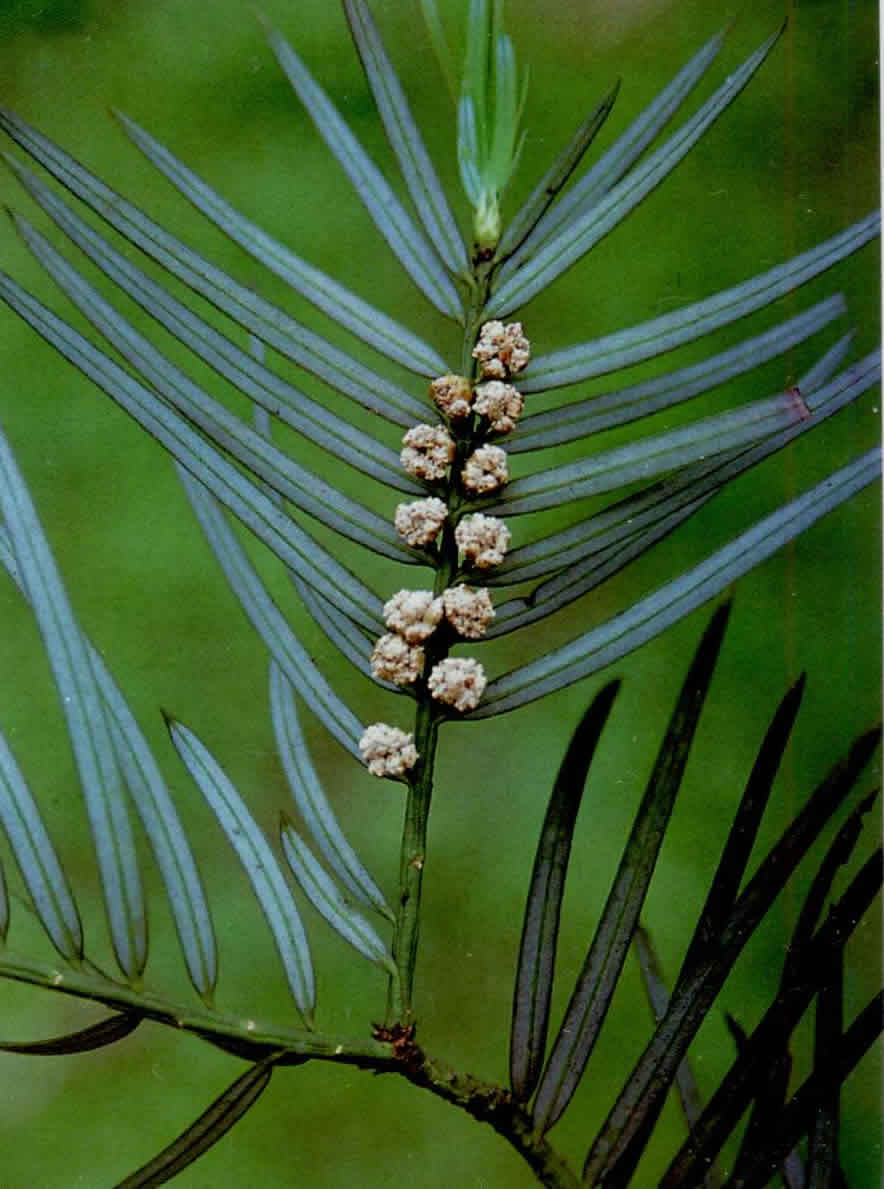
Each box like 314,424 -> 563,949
0,859 -> 7,940
464,0 -> 491,166
508,296 -> 846,453
280,818 -> 392,967
0,272 -> 388,632
418,0 -> 459,105
724,991 -> 883,1189
626,925 -> 723,1189
495,497 -> 713,639
12,214 -> 413,559
677,675 -> 806,983
8,162 -> 420,483
780,791 -> 878,994
472,450 -> 880,718
499,31 -> 726,277
490,343 -> 872,589
115,1050 -> 279,1189
492,387 -> 874,640
0,1012 -> 141,1056
343,0 -> 467,274
112,107 -> 456,367
807,948 -> 842,1188
495,379 -> 828,518
0,729 -> 83,960
520,213 -> 879,393
105,710 -> 217,1001
168,718 -> 314,1022
619,680 -> 812,1189
0,524 -> 217,999
0,424 -> 145,979
656,851 -> 882,1188
0,113 -> 434,409
263,30 -> 463,320
457,94 -> 482,204
727,1014 -> 804,1189
180,472 -> 368,760
633,930 -> 704,1129
509,680 -> 620,1101
290,574 -> 380,685
486,470 -> 719,587
486,30 -> 782,315
585,732 -> 881,1184
496,80 -> 620,260
270,663 -> 391,917
532,606 -> 730,1134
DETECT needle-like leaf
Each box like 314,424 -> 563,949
270,663 -> 392,918
498,30 -> 724,276
105,710 -> 218,1001
12,214 -> 414,559
520,212 -> 879,393
263,30 -> 463,320
677,676 -> 806,982
722,990 -> 882,1189
0,524 -> 217,999
280,817 -> 392,967
0,859 -> 7,941
656,849 -> 882,1189
489,341 -> 869,591
457,94 -> 482,205
0,1012 -> 141,1056
625,925 -> 723,1189
726,1013 -> 805,1189
289,573 -> 382,685
0,425 -> 145,979
612,667 -> 808,1188
486,30 -> 782,315
0,114 -> 434,406
473,450 -> 880,717
168,717 -> 314,1022
112,107 -> 456,367
807,949 -> 842,1188
8,162 -> 422,477
114,1050 -> 280,1189
508,296 -> 846,453
496,79 -> 620,261
343,0 -> 468,275
0,271 -> 389,632
586,733 -> 881,1185
509,679 -> 620,1101
0,728 -> 83,961
418,0 -> 459,105
180,473 -> 369,760
531,605 -> 729,1134
464,0 -> 491,167
487,495 -> 710,637
495,378 -> 831,518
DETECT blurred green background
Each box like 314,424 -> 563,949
0,0 -> 879,1184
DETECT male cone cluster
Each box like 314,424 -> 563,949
359,322 -> 530,779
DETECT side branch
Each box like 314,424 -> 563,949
381,1025 -> 582,1189
0,950 -> 393,1067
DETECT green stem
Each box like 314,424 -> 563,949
390,703 -> 440,1021
0,950 -> 393,1066
388,259 -> 496,1025
1,953 -> 582,1185
461,259 -> 496,375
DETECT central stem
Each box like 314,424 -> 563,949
388,257 -> 496,1025
390,703 -> 440,1020
390,518 -> 459,1022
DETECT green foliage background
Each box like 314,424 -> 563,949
0,0 -> 879,1184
